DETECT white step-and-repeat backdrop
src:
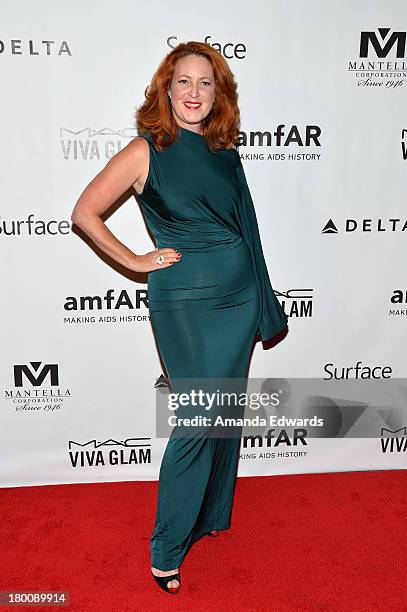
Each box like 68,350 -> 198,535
1,1 -> 406,487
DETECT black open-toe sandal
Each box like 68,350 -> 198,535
151,570 -> 181,594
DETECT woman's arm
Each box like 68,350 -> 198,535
71,137 -> 178,272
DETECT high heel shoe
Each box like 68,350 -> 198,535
208,530 -> 221,537
151,570 -> 181,594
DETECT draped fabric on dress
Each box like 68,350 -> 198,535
137,126 -> 288,570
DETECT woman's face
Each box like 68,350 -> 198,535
167,54 -> 215,133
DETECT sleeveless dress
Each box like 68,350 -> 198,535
138,125 -> 288,570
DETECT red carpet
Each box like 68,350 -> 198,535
1,470 -> 406,611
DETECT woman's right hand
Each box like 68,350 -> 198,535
132,247 -> 182,273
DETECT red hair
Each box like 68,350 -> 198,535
135,41 -> 240,152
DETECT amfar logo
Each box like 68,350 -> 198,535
68,437 -> 151,468
322,218 -> 407,233
390,290 -> 407,304
241,429 -> 308,461
242,428 -> 307,448
349,28 -> 407,88
389,290 -> 407,318
236,127 -> 322,162
0,39 -> 72,56
380,426 -> 407,453
167,36 -> 246,59
0,214 -> 71,237
275,289 -> 312,319
60,127 -> 136,160
64,289 -> 152,326
4,362 -> 71,411
64,289 -> 149,311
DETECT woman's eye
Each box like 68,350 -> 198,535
177,80 -> 211,85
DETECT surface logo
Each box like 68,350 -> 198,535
323,362 -> 393,380
0,213 -> 71,237
167,35 -> 247,59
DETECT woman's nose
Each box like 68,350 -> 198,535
189,83 -> 200,97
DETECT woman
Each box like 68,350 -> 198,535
71,41 -> 288,594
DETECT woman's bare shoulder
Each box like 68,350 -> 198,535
113,137 -> 150,194
124,135 -> 150,158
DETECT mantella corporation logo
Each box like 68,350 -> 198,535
348,28 -> 407,88
4,361 -> 72,412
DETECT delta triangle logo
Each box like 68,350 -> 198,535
154,373 -> 170,388
322,219 -> 338,234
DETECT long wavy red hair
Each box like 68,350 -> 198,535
135,41 -> 240,152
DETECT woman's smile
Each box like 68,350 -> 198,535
183,101 -> 202,110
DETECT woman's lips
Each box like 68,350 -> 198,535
183,102 -> 201,110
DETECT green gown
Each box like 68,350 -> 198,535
138,126 -> 288,570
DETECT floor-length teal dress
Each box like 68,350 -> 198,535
138,125 -> 288,571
